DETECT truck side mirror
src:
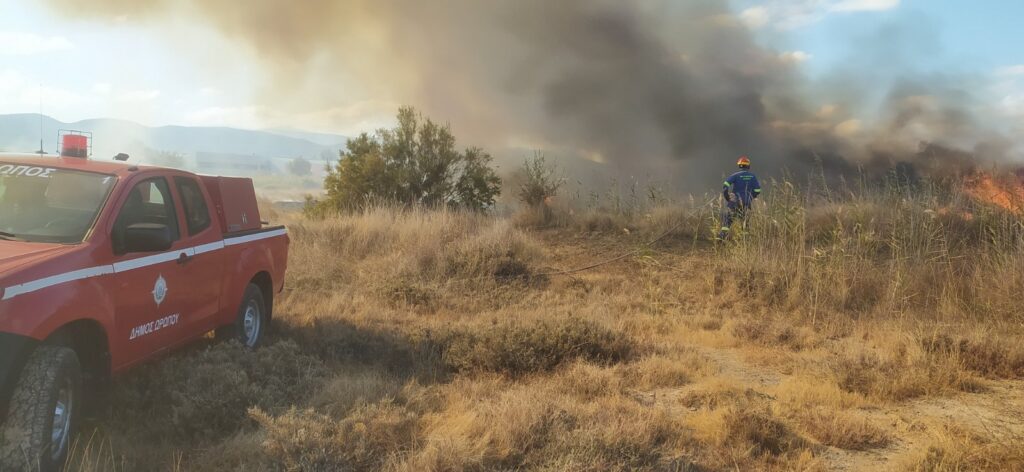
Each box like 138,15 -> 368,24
123,223 -> 173,253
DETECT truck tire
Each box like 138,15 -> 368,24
0,346 -> 81,472
217,283 -> 267,348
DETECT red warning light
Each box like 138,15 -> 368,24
59,131 -> 91,158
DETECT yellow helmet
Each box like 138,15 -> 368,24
737,156 -> 751,168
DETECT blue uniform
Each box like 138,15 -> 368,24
723,171 -> 761,207
719,170 -> 761,238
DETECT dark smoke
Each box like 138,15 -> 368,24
44,0 -> 1019,190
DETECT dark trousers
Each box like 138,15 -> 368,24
719,201 -> 749,238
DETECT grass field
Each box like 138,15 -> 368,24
68,178 -> 1024,471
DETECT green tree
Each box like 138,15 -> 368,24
315,107 -> 501,212
517,152 -> 564,207
287,156 -> 312,176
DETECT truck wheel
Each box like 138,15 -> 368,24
0,346 -> 81,472
217,283 -> 267,348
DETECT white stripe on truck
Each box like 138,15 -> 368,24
0,229 -> 286,301
223,228 -> 288,246
2,265 -> 114,300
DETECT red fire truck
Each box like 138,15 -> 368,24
0,135 -> 289,470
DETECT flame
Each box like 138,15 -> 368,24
963,171 -> 1024,213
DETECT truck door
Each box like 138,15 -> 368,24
172,176 -> 225,336
110,177 -> 190,365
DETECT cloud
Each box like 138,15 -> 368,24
742,0 -> 900,30
996,65 -> 1024,77
740,7 -> 770,29
0,31 -> 75,55
831,0 -> 901,12
0,69 -> 88,107
116,89 -> 161,102
779,50 -> 812,64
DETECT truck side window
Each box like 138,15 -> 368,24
112,178 -> 180,253
174,177 -> 211,236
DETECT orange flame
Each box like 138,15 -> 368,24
963,171 -> 1024,213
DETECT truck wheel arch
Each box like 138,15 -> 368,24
44,319 -> 111,390
250,271 -> 273,323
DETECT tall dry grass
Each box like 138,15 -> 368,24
718,177 -> 1024,325
65,185 -> 1024,471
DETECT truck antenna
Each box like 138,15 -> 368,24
37,86 -> 45,155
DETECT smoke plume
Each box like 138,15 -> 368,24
44,0 -> 1019,188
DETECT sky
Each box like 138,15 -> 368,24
1,0 -> 1023,135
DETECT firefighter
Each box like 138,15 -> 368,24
718,155 -> 761,240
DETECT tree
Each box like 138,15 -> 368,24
517,152 -> 564,207
287,157 -> 312,176
315,107 -> 501,212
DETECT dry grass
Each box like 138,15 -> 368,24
898,423 -> 1024,471
441,317 -> 635,377
65,187 -> 1024,471
793,408 -> 890,451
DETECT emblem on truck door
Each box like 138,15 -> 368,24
153,274 -> 168,306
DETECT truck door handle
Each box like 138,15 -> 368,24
177,252 -> 193,265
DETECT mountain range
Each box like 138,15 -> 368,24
0,114 -> 346,163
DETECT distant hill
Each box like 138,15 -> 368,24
0,114 -> 346,164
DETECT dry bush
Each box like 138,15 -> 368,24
442,317 -> 634,377
793,407 -> 890,450
529,199 -> 713,245
401,379 -> 696,471
687,403 -> 814,469
287,205 -> 543,289
110,340 -> 328,442
275,318 -> 443,379
732,318 -> 822,351
308,369 -> 408,417
900,423 -> 1024,471
833,348 -> 982,402
919,333 -> 1024,379
250,403 -> 420,472
618,353 -> 714,390
770,376 -> 866,411
680,380 -> 772,411
723,407 -> 807,457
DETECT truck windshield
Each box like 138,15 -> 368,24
0,163 -> 116,243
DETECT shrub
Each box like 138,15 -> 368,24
725,407 -> 806,457
285,205 -> 542,288
443,318 -> 634,377
833,349 -> 982,402
276,318 -> 444,379
794,408 -> 890,450
732,318 -> 821,352
111,341 -> 328,442
901,424 -> 1024,471
919,333 -> 1024,379
517,152 -> 564,207
286,156 -> 312,176
251,402 -> 419,471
